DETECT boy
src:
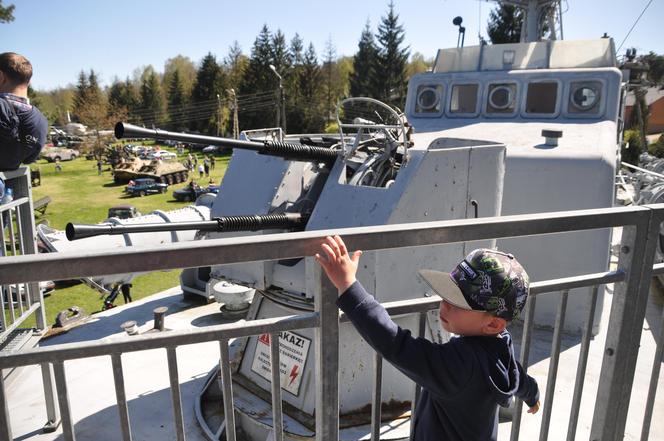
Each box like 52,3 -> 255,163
316,235 -> 540,441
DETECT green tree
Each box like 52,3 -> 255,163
163,55 -> 196,100
322,37 -> 337,122
139,66 -> 165,127
0,1 -> 15,23
240,25 -> 278,130
190,52 -> 225,133
374,2 -> 410,109
108,77 -> 140,119
73,70 -> 107,128
73,70 -> 89,118
167,69 -> 187,130
285,34 -> 306,133
224,41 -> 248,92
628,87 -> 650,156
639,52 -> 664,86
407,52 -> 432,78
487,4 -> 522,44
487,3 -> 553,44
349,20 -> 378,98
300,43 -> 325,132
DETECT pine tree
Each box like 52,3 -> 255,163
140,66 -> 164,127
191,52 -> 225,133
286,34 -> 306,133
167,69 -> 187,130
73,70 -> 89,118
240,25 -> 278,130
487,4 -> 523,44
224,41 -> 248,91
301,43 -> 325,133
0,1 -> 15,23
374,2 -> 409,108
350,20 -> 378,98
74,70 -> 107,129
322,37 -> 337,122
486,4 -> 554,43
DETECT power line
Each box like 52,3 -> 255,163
616,0 -> 654,53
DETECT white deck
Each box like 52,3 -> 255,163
5,259 -> 664,441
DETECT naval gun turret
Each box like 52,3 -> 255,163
65,99 -> 506,439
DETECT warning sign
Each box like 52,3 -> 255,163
250,331 -> 311,396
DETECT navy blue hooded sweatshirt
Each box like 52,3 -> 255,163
0,93 -> 47,171
337,281 -> 540,441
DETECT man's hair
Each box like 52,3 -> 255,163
0,52 -> 33,86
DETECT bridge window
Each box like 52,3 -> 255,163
450,84 -> 479,114
415,85 -> 443,114
569,81 -> 602,113
525,81 -> 558,114
487,83 -> 517,114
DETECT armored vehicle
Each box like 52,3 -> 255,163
112,156 -> 151,183
135,158 -> 189,184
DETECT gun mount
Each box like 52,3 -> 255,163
66,213 -> 309,241
115,122 -> 339,166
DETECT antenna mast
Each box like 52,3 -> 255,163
490,0 -> 563,42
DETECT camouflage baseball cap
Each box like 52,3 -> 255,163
418,249 -> 530,321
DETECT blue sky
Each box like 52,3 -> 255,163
1,0 -> 662,91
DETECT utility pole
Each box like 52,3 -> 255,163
216,94 -> 222,137
269,64 -> 287,133
227,88 -> 239,139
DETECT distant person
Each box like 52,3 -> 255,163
203,157 -> 210,177
0,52 -> 47,171
96,159 -> 103,175
121,283 -> 132,303
54,157 -> 62,172
198,163 -> 204,178
210,155 -> 215,170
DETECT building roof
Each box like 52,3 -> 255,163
625,87 -> 664,106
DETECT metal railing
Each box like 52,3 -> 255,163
0,204 -> 662,441
0,167 -> 46,337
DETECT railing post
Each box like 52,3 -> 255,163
590,207 -> 659,440
0,371 -> 13,441
307,257 -> 339,441
12,168 -> 42,328
40,362 -> 60,432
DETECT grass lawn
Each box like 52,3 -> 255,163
20,145 -> 231,329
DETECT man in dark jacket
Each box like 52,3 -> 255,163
316,235 -> 540,441
0,52 -> 47,171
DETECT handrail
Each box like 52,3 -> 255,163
0,205 -> 651,285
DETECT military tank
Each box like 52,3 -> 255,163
112,157 -> 151,183
135,158 -> 189,184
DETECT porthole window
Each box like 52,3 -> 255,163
415,85 -> 443,114
450,84 -> 479,114
487,83 -> 517,114
525,81 -> 558,114
570,82 -> 602,113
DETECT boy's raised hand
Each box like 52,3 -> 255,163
315,235 -> 362,295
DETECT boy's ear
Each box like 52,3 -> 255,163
483,316 -> 507,335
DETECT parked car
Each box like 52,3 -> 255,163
41,147 -> 80,162
125,178 -> 168,197
172,183 -> 220,202
147,150 -> 177,161
107,205 -> 141,219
